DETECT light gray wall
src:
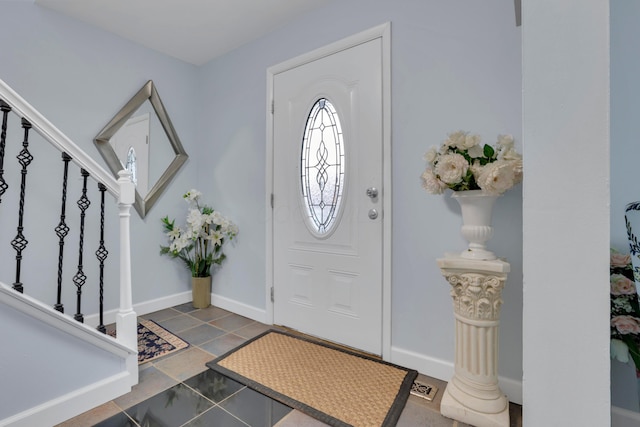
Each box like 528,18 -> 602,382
611,1 -> 640,250
0,2 -> 200,313
611,0 -> 640,413
196,0 -> 523,390
0,0 -> 524,399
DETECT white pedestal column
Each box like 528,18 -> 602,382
437,255 -> 510,427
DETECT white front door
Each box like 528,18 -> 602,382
269,28 -> 387,355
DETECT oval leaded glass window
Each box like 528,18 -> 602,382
301,98 -> 345,235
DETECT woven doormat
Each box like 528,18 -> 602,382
206,330 -> 417,427
109,319 -> 189,364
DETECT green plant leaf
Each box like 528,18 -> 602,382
483,144 -> 495,158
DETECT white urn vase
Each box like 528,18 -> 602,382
451,190 -> 499,260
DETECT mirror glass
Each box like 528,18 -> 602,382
94,80 -> 188,218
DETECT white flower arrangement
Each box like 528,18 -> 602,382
421,131 -> 523,195
160,189 -> 238,278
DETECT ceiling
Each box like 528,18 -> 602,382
34,0 -> 328,66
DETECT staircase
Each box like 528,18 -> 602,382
0,78 -> 138,427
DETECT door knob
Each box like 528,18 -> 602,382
366,187 -> 378,199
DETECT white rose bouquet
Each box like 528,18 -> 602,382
160,189 -> 238,278
421,131 -> 523,195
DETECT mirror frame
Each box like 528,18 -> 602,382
94,80 -> 188,218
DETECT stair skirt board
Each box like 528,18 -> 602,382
0,283 -> 138,427
0,370 -> 135,427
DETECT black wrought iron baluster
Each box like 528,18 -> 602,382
73,169 -> 90,322
54,153 -> 71,313
11,119 -> 33,293
0,100 -> 11,203
96,183 -> 108,333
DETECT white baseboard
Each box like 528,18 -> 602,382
84,291 -> 193,327
612,405 -> 640,427
391,345 -> 523,406
85,290 -> 267,326
211,293 -> 267,323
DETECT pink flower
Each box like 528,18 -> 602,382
611,274 -> 637,295
611,315 -> 640,334
611,252 -> 632,268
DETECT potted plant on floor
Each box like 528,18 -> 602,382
160,189 -> 238,308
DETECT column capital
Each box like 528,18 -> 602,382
438,254 -> 510,321
442,271 -> 507,321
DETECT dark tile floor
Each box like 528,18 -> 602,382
57,303 -> 522,427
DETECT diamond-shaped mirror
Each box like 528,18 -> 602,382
94,80 -> 188,218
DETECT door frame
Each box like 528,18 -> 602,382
265,22 -> 392,360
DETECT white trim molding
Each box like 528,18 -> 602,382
0,282 -> 134,356
86,290 -> 268,327
0,78 -> 119,196
612,405 -> 640,427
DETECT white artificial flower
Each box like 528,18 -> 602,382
166,227 -> 182,241
202,212 -> 214,225
421,169 -> 447,194
476,160 -> 516,195
207,230 -> 223,247
184,224 -> 197,240
434,153 -> 469,184
211,211 -> 224,226
228,223 -> 239,237
444,131 -> 480,150
496,134 -> 514,149
610,338 -> 630,363
467,144 -> 485,159
512,158 -> 523,184
186,208 -> 204,229
469,160 -> 484,177
170,235 -> 189,253
500,147 -> 522,161
183,189 -> 202,203
444,131 -> 466,150
460,133 -> 481,150
424,146 -> 438,165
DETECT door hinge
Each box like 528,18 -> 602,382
270,286 -> 274,302
270,193 -> 274,209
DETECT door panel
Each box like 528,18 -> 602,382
272,38 -> 383,355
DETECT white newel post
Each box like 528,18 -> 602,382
116,170 -> 138,381
437,255 -> 510,427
